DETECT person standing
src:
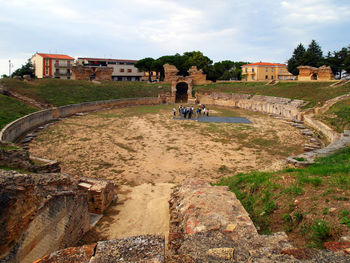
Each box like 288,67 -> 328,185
173,107 -> 177,116
203,107 -> 206,116
184,107 -> 188,118
206,108 -> 209,116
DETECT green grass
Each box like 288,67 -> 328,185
0,79 -> 171,107
194,81 -> 350,108
319,98 -> 350,133
217,146 -> 350,244
0,94 -> 37,130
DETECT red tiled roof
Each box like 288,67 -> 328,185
78,57 -> 138,63
37,53 -> 74,60
242,62 -> 286,67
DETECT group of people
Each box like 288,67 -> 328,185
173,104 -> 209,119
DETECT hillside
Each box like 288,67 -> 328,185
0,79 -> 171,107
0,94 -> 37,130
194,81 -> 350,108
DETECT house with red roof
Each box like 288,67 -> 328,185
30,53 -> 74,79
241,62 -> 294,81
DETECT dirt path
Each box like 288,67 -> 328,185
29,105 -> 309,241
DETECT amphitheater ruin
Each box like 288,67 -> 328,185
1,82 -> 350,262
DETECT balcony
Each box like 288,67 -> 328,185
54,71 -> 72,77
54,64 -> 72,69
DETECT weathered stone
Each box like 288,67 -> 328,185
72,66 -> 113,81
33,243 -> 96,263
78,177 -> 116,214
298,65 -> 334,81
206,248 -> 234,260
0,170 -> 90,263
324,241 -> 350,252
90,235 -> 165,263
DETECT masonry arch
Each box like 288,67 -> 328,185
311,73 -> 318,80
175,82 -> 189,103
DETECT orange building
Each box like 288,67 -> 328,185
241,62 -> 294,81
30,53 -> 74,79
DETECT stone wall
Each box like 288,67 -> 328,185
297,65 -> 334,81
0,97 -> 161,143
163,64 -> 179,83
196,92 -> 305,120
78,177 -> 116,214
188,66 -> 211,85
72,66 -> 113,81
167,179 -> 299,262
0,171 -> 90,263
35,235 -> 165,263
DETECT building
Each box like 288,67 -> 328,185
30,53 -> 74,79
76,58 -> 144,81
241,62 -> 294,81
297,65 -> 334,81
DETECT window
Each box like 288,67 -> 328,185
245,68 -> 248,73
280,69 -> 283,73
127,69 -> 132,73
252,68 -> 255,72
265,75 -> 268,80
279,76 -> 282,80
67,61 -> 71,66
127,77 -> 131,81
271,68 -> 273,72
45,68 -> 49,74
271,76 -> 274,79
252,75 -> 255,80
120,68 -> 125,72
266,68 -> 268,72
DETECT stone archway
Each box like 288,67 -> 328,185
312,73 -> 318,80
175,82 -> 188,103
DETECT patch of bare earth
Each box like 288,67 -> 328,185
29,105 -> 309,243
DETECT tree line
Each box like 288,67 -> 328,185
288,40 -> 350,78
134,51 -> 247,82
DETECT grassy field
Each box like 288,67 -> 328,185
217,147 -> 350,247
0,94 -> 37,130
194,81 -> 350,108
318,98 -> 350,133
0,79 -> 171,107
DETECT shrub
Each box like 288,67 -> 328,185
310,219 -> 331,247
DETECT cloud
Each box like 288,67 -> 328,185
281,0 -> 350,24
0,0 -> 349,76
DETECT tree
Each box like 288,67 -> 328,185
11,60 -> 35,78
134,57 -> 155,82
344,46 -> 350,74
287,43 -> 306,76
325,47 -> 348,78
303,40 -> 324,67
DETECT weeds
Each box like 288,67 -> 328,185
310,219 -> 331,248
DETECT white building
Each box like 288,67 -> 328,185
76,58 -> 144,81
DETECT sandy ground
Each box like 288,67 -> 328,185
29,105 -> 309,242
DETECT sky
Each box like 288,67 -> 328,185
0,0 -> 350,76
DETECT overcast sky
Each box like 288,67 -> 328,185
1,0 -> 350,76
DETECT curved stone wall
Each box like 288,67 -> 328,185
196,92 -> 305,120
0,97 -> 160,143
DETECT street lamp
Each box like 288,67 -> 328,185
8,60 -> 13,77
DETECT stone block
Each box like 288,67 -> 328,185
0,170 -> 90,263
79,177 -> 116,214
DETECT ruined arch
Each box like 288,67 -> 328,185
312,73 -> 318,80
175,82 -> 188,103
171,78 -> 193,103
